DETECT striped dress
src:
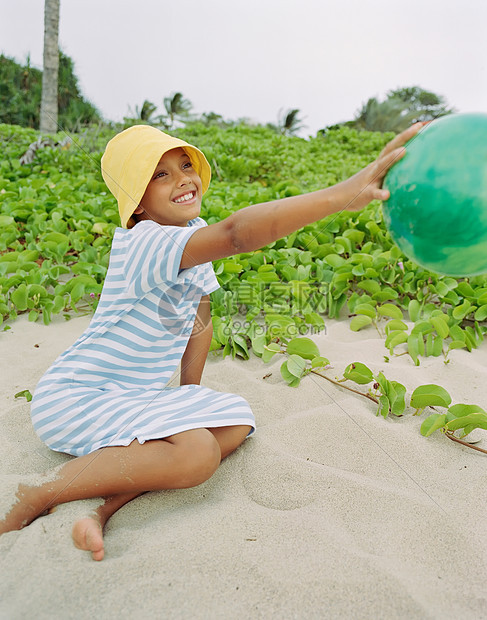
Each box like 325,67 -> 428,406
31,218 -> 255,457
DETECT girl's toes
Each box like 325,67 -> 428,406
72,517 -> 105,561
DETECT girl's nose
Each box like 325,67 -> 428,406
177,172 -> 192,186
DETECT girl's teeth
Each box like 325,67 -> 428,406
174,192 -> 194,203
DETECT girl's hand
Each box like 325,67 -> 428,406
341,122 -> 427,211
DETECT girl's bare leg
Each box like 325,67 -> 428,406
0,428 -> 222,536
70,424 -> 250,561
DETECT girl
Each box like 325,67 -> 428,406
0,122 -> 424,560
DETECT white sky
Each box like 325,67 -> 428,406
1,0 -> 486,136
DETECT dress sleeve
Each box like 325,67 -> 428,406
123,221 -> 201,293
198,261 -> 220,295
181,218 -> 220,296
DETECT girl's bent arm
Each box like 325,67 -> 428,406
180,123 -> 424,269
180,295 -> 213,386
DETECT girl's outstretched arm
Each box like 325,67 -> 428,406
180,295 -> 213,385
181,123 -> 424,269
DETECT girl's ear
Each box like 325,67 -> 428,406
133,205 -> 144,214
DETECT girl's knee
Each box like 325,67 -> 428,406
209,424 -> 253,459
171,429 -> 221,488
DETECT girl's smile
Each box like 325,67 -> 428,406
172,190 -> 197,205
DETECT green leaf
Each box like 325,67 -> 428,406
286,337 -> 320,360
432,335 -> 443,357
390,381 -> 406,416
42,231 -> 70,245
27,284 -> 48,299
10,283 -> 28,311
462,424 -> 478,437
452,300 -> 472,321
343,362 -> 374,385
304,312 -> 325,330
354,303 -> 376,319
357,279 -> 381,295
407,333 -> 421,366
384,319 -> 407,334
251,334 -> 267,356
222,261 -> 244,274
52,294 -> 65,314
222,341 -> 232,358
324,254 -> 346,268
456,282 -> 475,298
408,299 -> 421,322
449,324 -> 465,342
430,316 -> 449,339
448,403 -> 486,417
376,371 -> 389,394
474,321 -> 484,342
426,334 -> 443,357
377,394 -> 390,418
14,389 -> 32,402
70,281 -> 86,304
474,304 -> 487,321
377,303 -> 403,320
420,414 -> 448,437
466,325 -> 482,347
350,315 -> 373,331
448,340 -> 467,352
464,327 -> 478,351
386,331 -> 408,353
280,361 -> 301,387
286,354 -> 307,378
372,287 -> 399,303
262,342 -> 281,363
233,334 -> 249,359
446,413 -> 487,432
411,320 -> 434,335
410,384 -> 452,410
311,356 -> 330,369
342,229 -> 365,244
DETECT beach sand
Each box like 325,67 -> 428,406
1,314 -> 486,619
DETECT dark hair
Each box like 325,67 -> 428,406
131,211 -> 142,225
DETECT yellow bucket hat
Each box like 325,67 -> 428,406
100,125 -> 211,229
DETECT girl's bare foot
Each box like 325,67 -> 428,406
72,516 -> 105,561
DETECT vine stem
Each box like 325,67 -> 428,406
445,432 -> 487,455
310,369 -> 379,404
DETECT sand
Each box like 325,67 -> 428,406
1,313 -> 486,619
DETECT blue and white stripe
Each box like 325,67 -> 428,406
31,218 -> 255,456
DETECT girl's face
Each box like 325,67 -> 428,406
134,147 -> 203,227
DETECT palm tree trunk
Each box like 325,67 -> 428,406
40,0 -> 60,134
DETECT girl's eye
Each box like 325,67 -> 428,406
182,161 -> 193,170
154,171 -> 167,179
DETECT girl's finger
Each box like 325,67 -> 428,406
375,188 -> 390,201
376,146 -> 406,178
380,122 -> 425,156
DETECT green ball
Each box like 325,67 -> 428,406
383,113 -> 487,277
